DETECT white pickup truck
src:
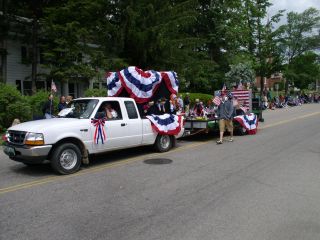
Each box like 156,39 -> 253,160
3,97 -> 184,174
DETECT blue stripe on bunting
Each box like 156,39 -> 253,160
107,73 -> 120,90
243,114 -> 256,125
152,114 -> 176,125
172,72 -> 179,86
123,68 -> 161,92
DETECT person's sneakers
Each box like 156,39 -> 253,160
216,140 -> 223,144
228,138 -> 234,142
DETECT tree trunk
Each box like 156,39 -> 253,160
31,17 -> 38,94
0,0 -> 8,83
284,78 -> 289,95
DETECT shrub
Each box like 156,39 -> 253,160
84,88 -> 107,97
179,92 -> 213,104
0,83 -> 24,128
26,90 -> 59,117
7,101 -> 32,124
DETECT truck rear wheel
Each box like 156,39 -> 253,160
154,135 -> 172,152
50,143 -> 82,175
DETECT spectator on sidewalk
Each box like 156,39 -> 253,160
66,95 -> 73,105
57,96 -> 67,112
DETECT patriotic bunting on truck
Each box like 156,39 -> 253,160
146,114 -> 182,135
106,67 -> 179,103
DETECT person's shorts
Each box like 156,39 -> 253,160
219,119 -> 233,132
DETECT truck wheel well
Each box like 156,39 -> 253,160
48,137 -> 86,160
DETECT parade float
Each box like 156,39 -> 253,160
184,89 -> 258,136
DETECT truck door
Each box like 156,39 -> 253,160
91,100 -> 128,152
123,100 -> 143,146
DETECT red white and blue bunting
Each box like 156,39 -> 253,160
91,118 -> 107,144
234,113 -> 258,135
146,114 -> 182,135
106,66 -> 179,103
106,72 -> 123,97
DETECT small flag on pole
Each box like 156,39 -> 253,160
213,96 -> 221,106
51,80 -> 57,93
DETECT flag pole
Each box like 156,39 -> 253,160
50,79 -> 53,116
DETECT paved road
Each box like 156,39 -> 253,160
0,104 -> 319,240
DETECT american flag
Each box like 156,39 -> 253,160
213,96 -> 221,106
51,80 -> 57,93
232,90 -> 250,109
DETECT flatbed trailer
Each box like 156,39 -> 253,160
184,118 -> 246,136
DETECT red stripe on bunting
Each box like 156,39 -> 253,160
149,115 -> 182,135
161,72 -> 178,95
118,71 -> 162,103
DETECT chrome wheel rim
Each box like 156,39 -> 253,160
59,149 -> 78,170
160,135 -> 170,149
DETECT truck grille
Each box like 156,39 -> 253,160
8,131 -> 27,145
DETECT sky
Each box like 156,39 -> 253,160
268,0 -> 320,24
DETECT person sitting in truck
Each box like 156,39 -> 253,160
155,98 -> 167,115
104,103 -> 118,119
143,101 -> 156,116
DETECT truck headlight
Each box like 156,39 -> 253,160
25,133 -> 45,145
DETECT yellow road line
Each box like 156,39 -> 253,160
260,111 -> 320,129
1,111 -> 319,195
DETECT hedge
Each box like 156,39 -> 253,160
0,84 -> 59,130
179,92 -> 213,104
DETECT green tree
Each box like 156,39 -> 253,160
278,8 -> 320,93
241,0 -> 284,95
115,0 -> 217,93
41,0 -> 117,85
284,52 -> 320,90
225,62 -> 255,86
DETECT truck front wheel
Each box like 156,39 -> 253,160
154,135 -> 172,152
50,143 -> 82,174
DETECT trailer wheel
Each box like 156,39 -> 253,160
238,127 -> 247,136
154,135 -> 172,152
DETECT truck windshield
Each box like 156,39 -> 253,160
60,99 -> 99,119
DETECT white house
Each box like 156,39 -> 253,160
1,38 -> 106,97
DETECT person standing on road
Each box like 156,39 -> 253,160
216,91 -> 234,144
42,94 -> 55,119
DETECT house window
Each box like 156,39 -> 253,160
36,81 -> 45,90
16,80 -> 22,93
68,82 -> 75,98
23,81 -> 32,95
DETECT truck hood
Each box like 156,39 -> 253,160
8,118 -> 88,133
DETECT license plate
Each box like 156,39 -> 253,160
4,146 -> 15,157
